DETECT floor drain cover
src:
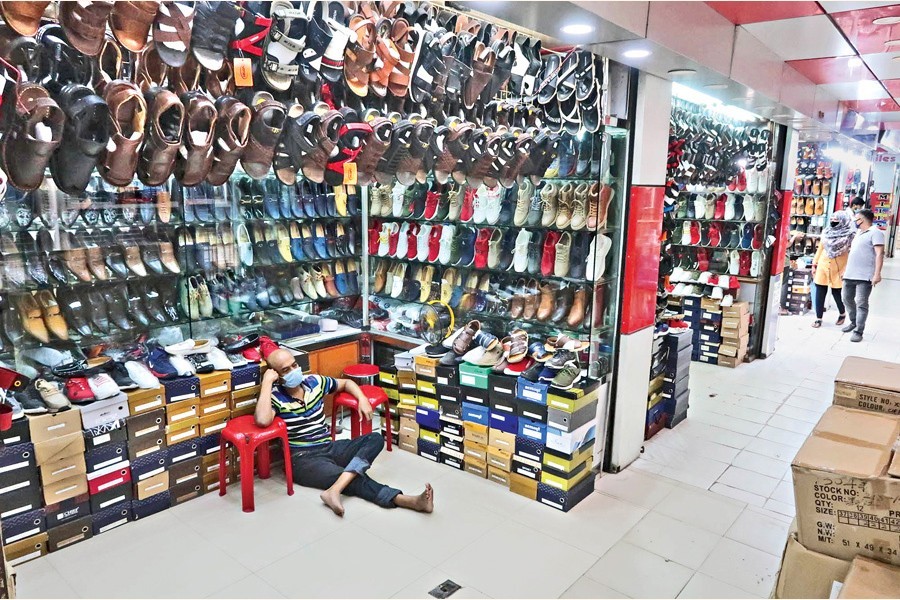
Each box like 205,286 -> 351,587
429,580 -> 461,598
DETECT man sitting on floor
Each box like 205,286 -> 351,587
255,348 -> 433,517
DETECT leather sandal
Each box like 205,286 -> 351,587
355,114 -> 393,185
321,3 -> 353,84
463,40 -> 495,109
100,81 -> 147,187
396,119 -> 434,186
261,1 -> 306,92
93,34 -> 126,92
136,42 -> 170,91
35,24 -> 96,94
0,1 -> 50,36
169,53 -> 202,95
297,0 -> 332,85
240,91 -> 286,180
301,108 -> 344,184
344,14 -> 377,97
375,118 -> 414,184
152,0 -> 195,68
59,0 -> 114,56
0,82 -> 64,192
273,104 -> 321,185
433,119 -> 472,184
206,96 -> 250,186
50,84 -> 111,195
138,87 -> 184,186
175,91 -> 217,186
325,118 -> 374,187
111,0 -> 160,53
387,18 -> 416,99
205,62 -> 235,98
370,17 -> 400,97
191,0 -> 240,71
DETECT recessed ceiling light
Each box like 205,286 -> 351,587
623,49 -> 652,59
704,83 -> 729,90
560,23 -> 594,35
848,57 -> 863,67
873,16 -> 900,25
668,68 -> 696,76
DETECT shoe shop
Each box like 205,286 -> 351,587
1,1 -> 900,599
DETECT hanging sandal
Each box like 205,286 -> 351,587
206,96 -> 250,186
297,0 -> 332,86
0,1 -> 50,37
261,0 -> 306,92
321,3 -> 353,84
463,40 -> 495,109
355,114 -> 393,185
344,15 -> 377,97
175,90 -> 217,186
99,81 -> 146,186
300,107 -> 344,184
325,118 -> 374,187
58,0 -> 114,57
153,0 -> 194,68
137,88 -> 185,186
240,91 -> 286,179
273,104 -> 321,185
370,17 -> 400,98
50,84 -> 111,195
111,0 -> 160,53
1,82 -> 64,192
396,119 -> 435,186
191,0 -> 240,71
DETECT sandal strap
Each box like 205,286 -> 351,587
154,1 -> 194,46
231,12 -> 272,57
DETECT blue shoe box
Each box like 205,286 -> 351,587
417,439 -> 440,462
489,411 -> 518,435
92,501 -> 133,535
461,402 -> 489,426
132,491 -> 170,520
537,473 -> 595,512
516,378 -> 550,405
167,438 -> 202,466
415,407 -> 441,431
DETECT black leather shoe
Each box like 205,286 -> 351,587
156,279 -> 180,322
85,288 -> 111,333
55,287 -> 92,336
97,230 -> 128,278
124,283 -> 151,326
527,230 -> 544,275
141,229 -> 164,274
135,281 -> 167,323
551,285 -> 574,323
2,296 -> 25,344
103,285 -> 133,331
26,251 -> 49,285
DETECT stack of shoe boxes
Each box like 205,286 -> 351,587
718,302 -> 750,368
0,419 -> 45,565
540,383 -> 598,511
645,334 -> 669,439
685,296 -> 723,365
784,267 -> 812,315
394,353 -> 419,454
377,367 -> 400,448
82,394 -> 130,541
460,363 -> 492,478
435,364 -> 464,470
414,355 -> 442,462
486,374 -> 517,483
663,330 -> 692,428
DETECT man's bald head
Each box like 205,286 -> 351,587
267,349 -> 298,375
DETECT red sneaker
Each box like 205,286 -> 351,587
460,186 -> 476,222
697,248 -> 709,271
714,193 -> 726,219
258,335 -> 278,360
64,377 -> 95,403
474,228 -> 491,269
406,223 -> 420,260
739,251 -> 751,276
428,224 -> 442,262
541,231 -> 561,276
368,219 -> 381,256
387,222 -> 400,257
737,168 -> 747,192
708,222 -> 722,247
752,223 -> 763,250
242,347 -> 262,362
424,190 -> 440,220
689,221 -> 701,245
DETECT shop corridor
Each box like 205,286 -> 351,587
14,260 -> 898,599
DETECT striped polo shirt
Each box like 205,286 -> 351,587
271,375 -> 337,449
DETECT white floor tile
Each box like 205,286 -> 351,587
205,575 -> 286,599
438,520 -> 597,599
674,420 -> 755,449
624,511 -> 722,569
766,414 -> 815,435
511,489 -> 648,557
691,411 -> 764,436
13,560 -> 80,599
595,468 -> 676,509
585,541 -> 693,599
561,576 -> 629,599
709,482 -> 766,507
677,572 -> 755,599
783,393 -> 831,412
775,404 -> 824,424
732,450 -> 791,479
699,538 -> 781,597
743,437 -> 800,462
654,485 -> 745,535
757,425 -> 808,448
770,479 -> 795,505
726,507 -> 792,556
764,498 -> 797,518
390,569 -> 490,599
717,466 -> 781,497
647,430 -> 740,464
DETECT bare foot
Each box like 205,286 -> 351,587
416,483 -> 434,513
320,489 -> 345,517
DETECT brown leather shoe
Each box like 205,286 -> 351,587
175,90 -> 217,186
0,83 -> 64,191
552,285 -> 574,323
60,231 -> 92,282
59,0 -> 115,56
509,278 -> 526,318
158,231 -> 181,274
101,81 -> 147,186
598,183 -> 614,229
85,240 -> 109,281
452,320 -> 480,355
119,234 -> 148,277
522,279 -> 539,319
587,182 -> 600,230
240,92 -> 286,180
19,293 -> 50,343
206,96 -> 251,185
567,285 -> 587,328
300,108 -> 343,184
34,290 -> 69,340
322,264 -> 340,297
111,0 -> 160,53
138,87 -> 185,186
0,1 -> 50,36
157,190 -> 172,223
536,282 -> 555,322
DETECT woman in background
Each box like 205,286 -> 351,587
811,211 -> 854,328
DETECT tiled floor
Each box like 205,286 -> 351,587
15,259 -> 900,599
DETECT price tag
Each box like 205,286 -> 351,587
234,58 -> 253,87
343,162 -> 358,185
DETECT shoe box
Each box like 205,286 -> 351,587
378,366 -> 398,388
833,356 -> 900,415
666,329 -> 693,352
662,374 -> 689,401
0,419 -> 31,447
438,446 -> 464,470
4,531 -> 48,566
437,385 -> 462,419
667,409 -> 689,429
132,491 -> 171,520
509,472 -> 538,500
126,386 -> 166,416
47,515 -> 93,552
514,436 -> 545,463
231,363 -> 261,392
416,438 -> 440,462
416,389 -> 439,412
230,385 -> 260,415
459,385 -> 489,408
546,419 -> 596,456
485,446 -> 512,472
1,508 -> 45,545
458,363 -> 491,390
92,501 -> 133,536
645,396 -> 669,441
0,441 -> 40,517
488,429 -> 516,455
518,417 -> 547,444
80,394 -> 130,431
487,466 -> 511,487
516,378 -> 550,405
463,441 -> 488,465
463,422 -> 489,447
461,402 -> 489,426
43,493 -> 90,531
665,388 -> 690,422
463,456 -> 487,478
418,427 -> 440,446
440,430 -> 464,454
547,398 -> 598,433
537,473 -> 596,512
434,365 -> 459,388
414,355 -> 440,380
162,376 -> 201,403
414,406 -> 440,431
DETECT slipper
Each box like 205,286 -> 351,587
556,51 -> 578,102
191,0 -> 240,71
261,0 -> 306,92
153,0 -> 194,68
574,50 -> 595,102
50,84 -> 111,195
537,52 -> 560,105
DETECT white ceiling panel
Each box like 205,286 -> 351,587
646,1 -> 735,76
815,87 -> 842,128
742,14 -> 855,61
819,80 -> 892,100
861,51 -> 900,79
571,0 -> 649,37
819,1 -> 900,14
780,64 -> 818,117
730,28 -> 784,102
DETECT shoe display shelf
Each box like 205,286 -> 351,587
787,142 -> 837,259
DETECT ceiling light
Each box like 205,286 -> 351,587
848,57 -> 863,68
560,23 -> 593,35
886,39 -> 900,46
873,16 -> 900,25
704,83 -> 729,90
668,68 -> 696,76
622,49 -> 651,59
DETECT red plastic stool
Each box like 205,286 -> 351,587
342,363 -> 380,385
331,384 -> 392,451
219,415 -> 294,512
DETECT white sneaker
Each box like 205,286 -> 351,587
754,199 -> 766,222
711,286 -> 724,300
390,263 -> 407,298
672,283 -> 686,295
746,168 -> 758,195
484,185 -> 502,225
698,271 -> 711,284
724,194 -> 735,220
513,229 -> 531,272
757,166 -> 769,195
721,294 -> 734,307
207,347 -> 234,371
438,225 -> 455,264
729,250 -> 740,275
473,185 -> 487,224
587,234 -> 613,280
169,355 -> 196,376
718,275 -> 730,288
417,224 -> 431,261
742,196 -> 754,221
125,361 -> 160,389
87,373 -> 121,400
514,179 -> 533,226
392,182 -> 407,217
396,222 -> 409,259
693,196 -> 705,220
681,221 -> 691,245
750,251 -> 761,276
378,222 -> 392,256
671,267 -> 685,282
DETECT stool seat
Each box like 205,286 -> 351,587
219,415 -> 294,512
342,363 -> 380,378
331,385 -> 392,450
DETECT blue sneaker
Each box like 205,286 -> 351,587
538,366 -> 560,382
147,347 -> 178,380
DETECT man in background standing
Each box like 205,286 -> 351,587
841,209 -> 885,342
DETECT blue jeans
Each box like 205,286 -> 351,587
291,433 -> 400,508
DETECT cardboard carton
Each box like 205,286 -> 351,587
833,357 -> 900,415
838,555 -> 900,598
774,528 -> 851,599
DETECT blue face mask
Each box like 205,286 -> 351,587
281,367 -> 304,388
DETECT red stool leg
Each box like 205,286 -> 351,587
330,404 -> 338,442
349,408 -> 363,438
218,438 -> 228,497
281,436 -> 294,496
239,442 -> 256,513
384,405 -> 393,452
257,441 -> 271,479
